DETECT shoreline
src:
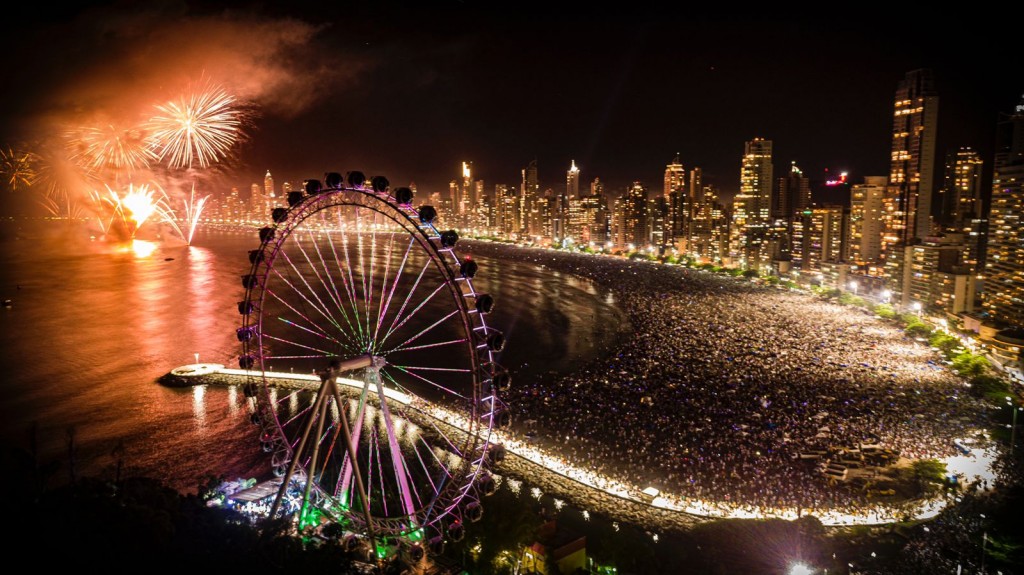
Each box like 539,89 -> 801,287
163,363 -> 974,530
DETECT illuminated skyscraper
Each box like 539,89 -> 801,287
664,154 -> 686,199
984,96 -> 1024,327
937,148 -> 984,227
732,138 -> 773,267
521,160 -> 539,236
264,170 -> 274,198
848,176 -> 887,264
774,162 -> 811,220
662,155 -> 687,248
616,182 -> 648,249
883,69 -> 939,306
793,205 -> 847,272
567,160 -> 580,199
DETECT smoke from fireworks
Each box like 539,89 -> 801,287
146,83 -> 243,170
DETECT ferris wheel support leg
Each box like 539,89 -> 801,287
269,381 -> 329,521
369,365 -> 419,524
328,378 -> 379,568
299,388 -> 330,530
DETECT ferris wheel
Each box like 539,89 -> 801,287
236,172 -> 510,561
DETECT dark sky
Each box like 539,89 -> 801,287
2,2 -> 1021,208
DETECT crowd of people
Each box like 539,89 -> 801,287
465,242 -> 991,519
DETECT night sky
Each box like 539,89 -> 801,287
2,2 -> 1021,208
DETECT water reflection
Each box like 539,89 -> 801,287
192,384 -> 207,428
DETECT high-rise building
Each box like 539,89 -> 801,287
741,138 -> 774,226
984,97 -> 1024,327
733,138 -> 773,268
616,182 -> 648,249
793,205 -> 847,272
663,155 -> 688,247
591,178 -> 604,198
579,194 -> 610,244
664,154 -> 686,199
249,182 -> 263,221
937,148 -> 984,227
883,69 -> 939,246
905,233 -> 975,314
883,69 -> 939,307
495,184 -> 518,237
567,160 -> 580,199
774,162 -> 811,220
849,176 -> 887,263
264,170 -> 274,198
521,160 -> 539,236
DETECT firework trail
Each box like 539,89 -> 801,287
180,182 -> 210,245
146,83 -> 243,170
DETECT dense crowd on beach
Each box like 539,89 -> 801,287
465,242 -> 990,516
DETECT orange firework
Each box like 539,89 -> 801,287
0,146 -> 37,191
101,182 -> 170,240
146,83 -> 242,169
64,123 -> 155,174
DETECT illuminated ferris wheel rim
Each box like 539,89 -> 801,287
236,174 -> 509,546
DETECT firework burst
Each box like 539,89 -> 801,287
0,146 -> 38,191
65,123 -> 155,175
100,183 -> 171,240
146,84 -> 243,169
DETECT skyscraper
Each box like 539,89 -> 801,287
732,138 -> 773,267
664,154 -> 686,199
848,176 -> 887,264
883,69 -> 939,307
664,155 -> 688,248
883,69 -> 939,249
521,160 -> 540,236
937,148 -> 984,228
983,97 -> 1024,327
616,182 -> 648,249
264,170 -> 274,198
567,160 -> 580,199
774,162 -> 811,220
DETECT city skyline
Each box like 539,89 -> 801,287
0,5 -> 1021,209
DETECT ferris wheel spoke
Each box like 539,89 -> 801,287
386,365 -> 472,400
303,234 -> 361,341
276,249 -> 348,338
327,229 -> 367,346
379,258 -> 432,348
261,333 -> 339,359
356,230 -> 373,346
373,233 -> 411,347
410,441 -> 437,507
268,270 -> 343,338
273,316 -> 358,353
384,338 -> 468,355
265,288 -> 362,355
339,227 -> 368,346
378,282 -> 447,350
422,417 -> 470,464
379,309 -> 461,356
